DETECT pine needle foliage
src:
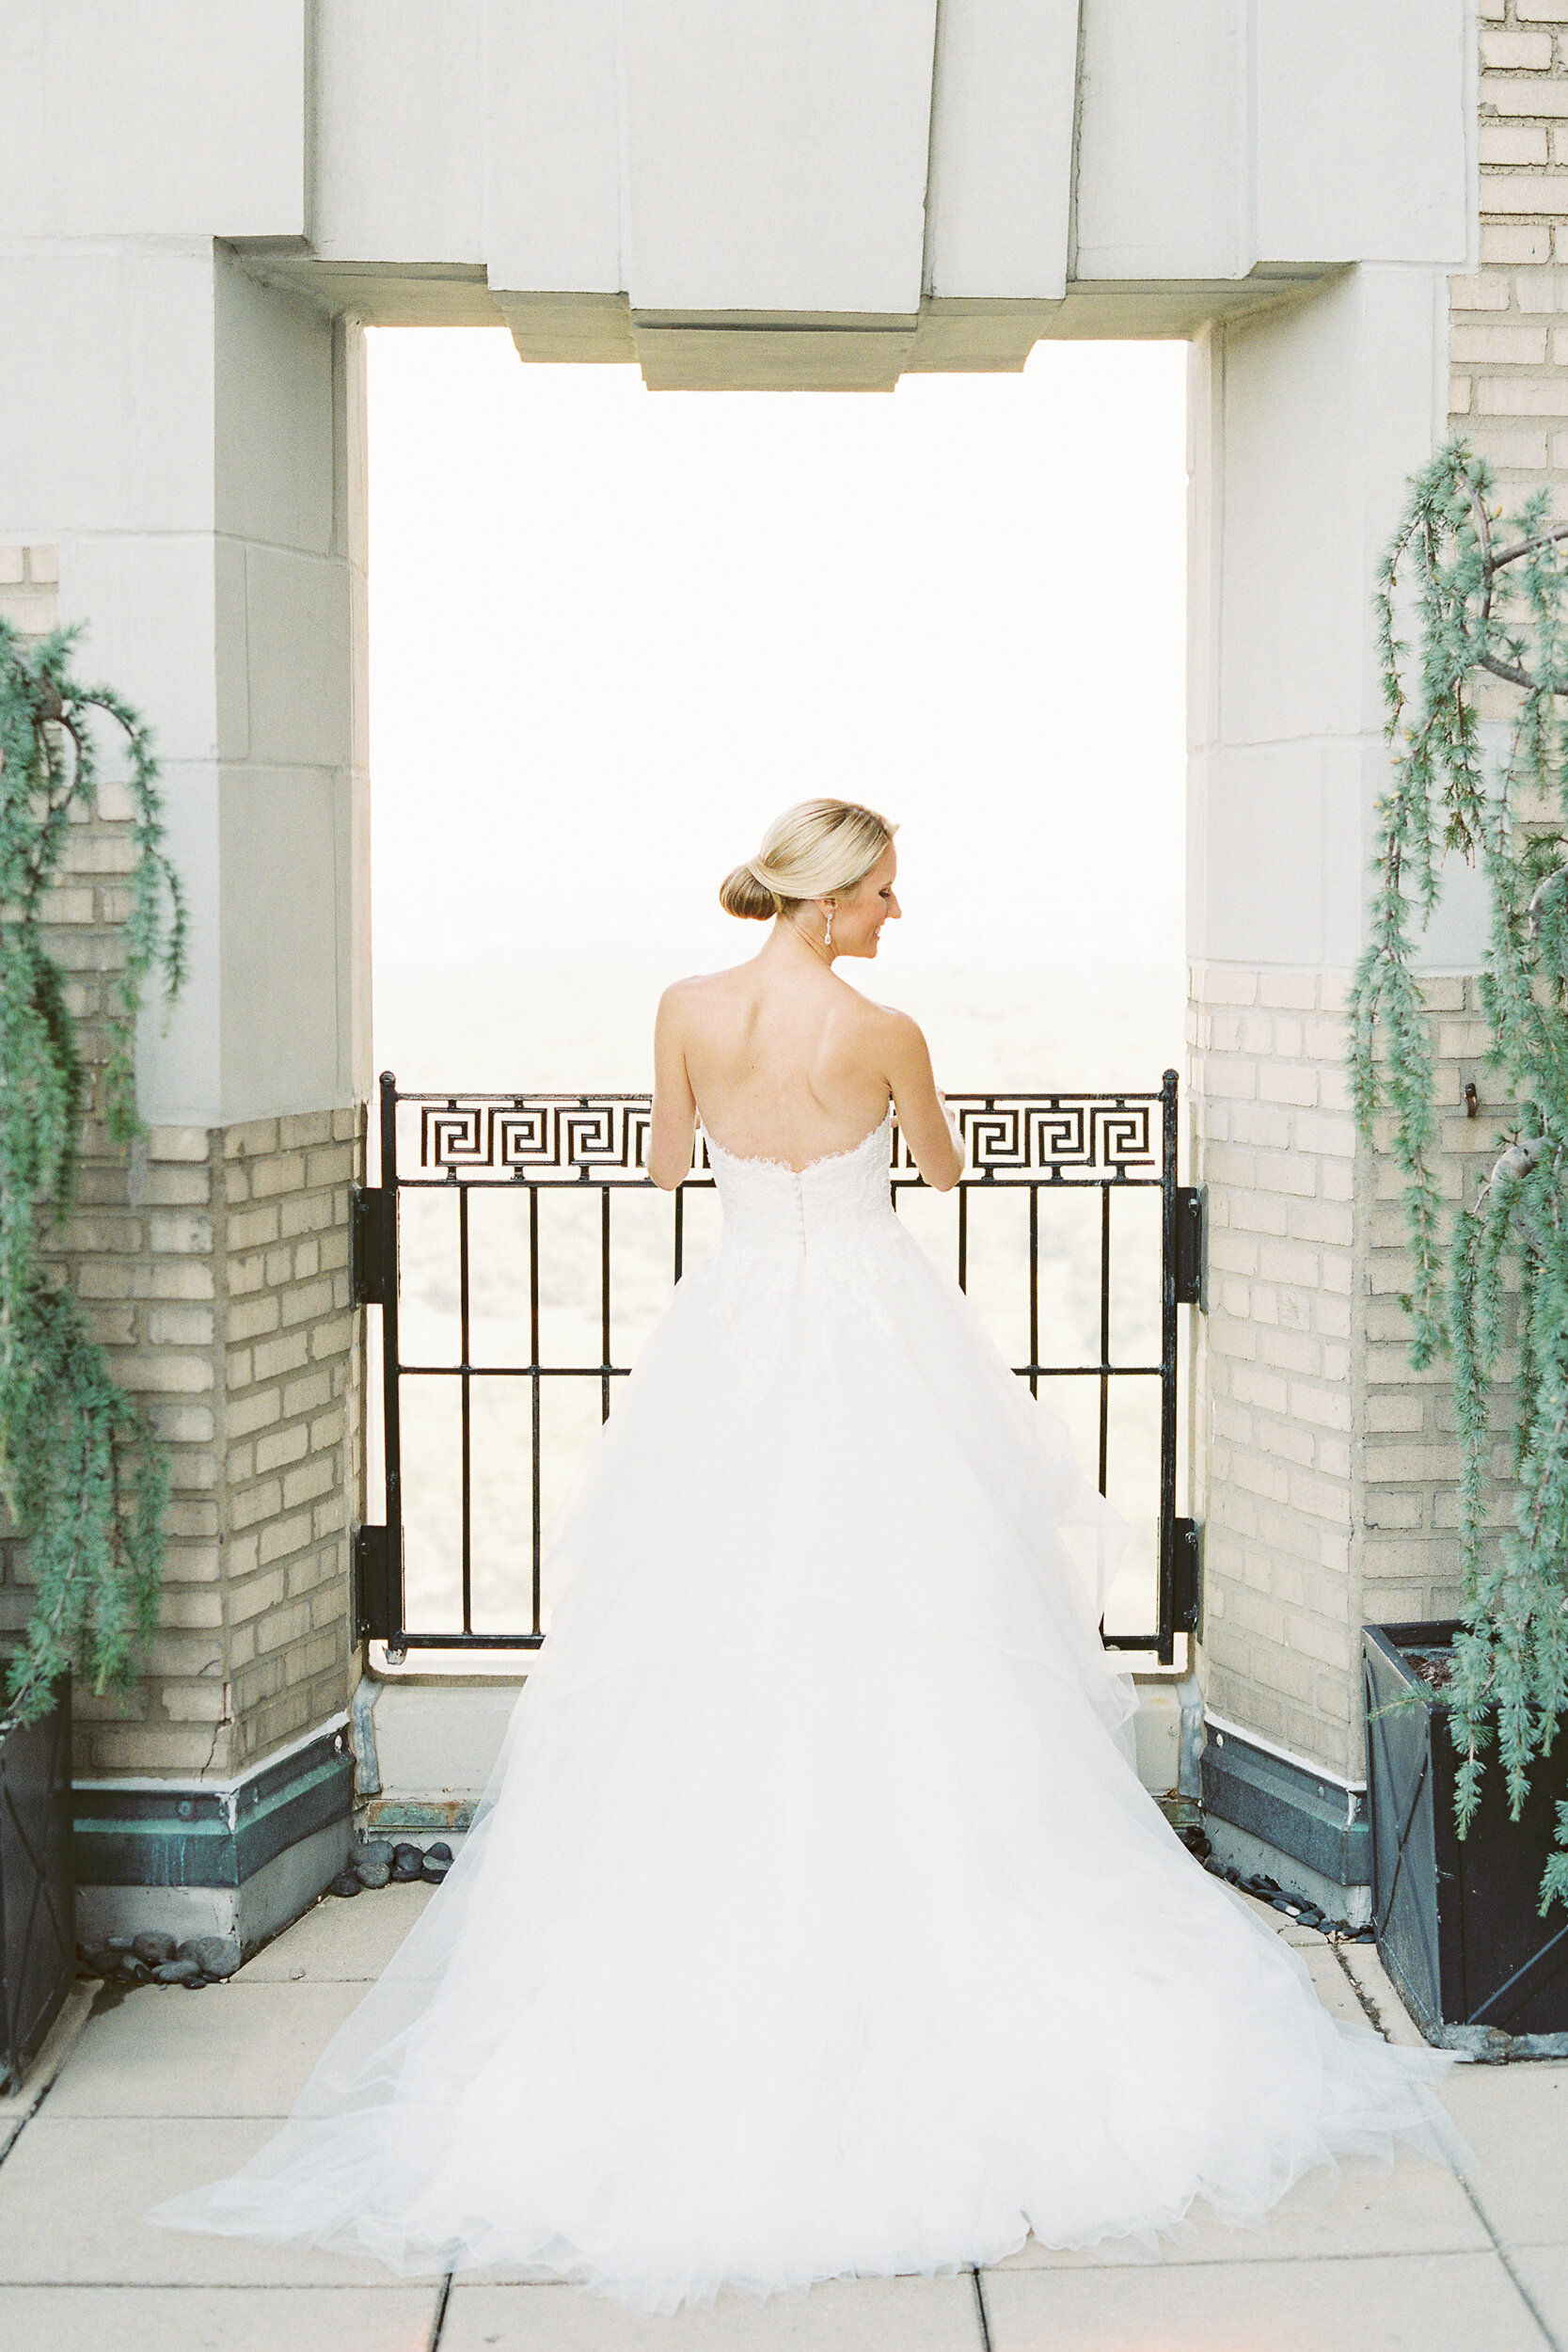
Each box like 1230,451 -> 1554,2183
1351,441 -> 1568,1912
0,618 -> 186,1725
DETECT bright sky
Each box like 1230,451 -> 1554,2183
367,331 -> 1188,1093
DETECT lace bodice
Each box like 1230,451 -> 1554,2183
702,1103 -> 897,1265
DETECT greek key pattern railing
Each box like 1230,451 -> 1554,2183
354,1073 -> 1200,1668
412,1092 -> 1158,1187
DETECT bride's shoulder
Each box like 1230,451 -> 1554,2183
855,993 -> 924,1040
659,963 -> 736,995
656,963 -> 752,1014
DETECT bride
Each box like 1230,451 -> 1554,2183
152,796 -> 1469,2312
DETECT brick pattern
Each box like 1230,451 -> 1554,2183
1455,1 -> 1568,488
0,544 -> 59,636
1192,970 -> 1503,1779
52,1117 -> 364,1775
1191,8 -> 1568,1781
218,1115 -> 362,1768
1362,983 -> 1520,1639
1191,972 -> 1361,1775
0,547 -> 365,1776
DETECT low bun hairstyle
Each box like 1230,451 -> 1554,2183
716,864 -> 780,922
719,797 -> 896,923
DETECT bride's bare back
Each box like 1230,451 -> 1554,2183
646,839 -> 963,1191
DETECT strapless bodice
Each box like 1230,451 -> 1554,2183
703,1103 -> 897,1264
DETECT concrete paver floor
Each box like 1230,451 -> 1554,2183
0,1880 -> 1560,2351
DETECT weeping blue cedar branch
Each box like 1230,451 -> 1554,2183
0,619 -> 186,1724
1352,442 -> 1568,1914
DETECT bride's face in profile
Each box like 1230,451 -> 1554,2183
828,845 -> 901,959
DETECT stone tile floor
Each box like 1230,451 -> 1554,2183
0,1881 -> 1562,2350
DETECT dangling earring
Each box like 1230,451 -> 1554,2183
823,903 -> 834,954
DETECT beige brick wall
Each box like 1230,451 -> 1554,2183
1457,0 -> 1568,490
219,1116 -> 362,1766
1191,7 -> 1568,1781
0,543 -> 60,636
0,547 -> 365,1776
1191,973 -> 1499,1779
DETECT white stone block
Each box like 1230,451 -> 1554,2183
1189,265 -> 1457,968
241,547 -> 352,770
1076,0 -> 1247,280
1255,3 -> 1470,267
135,761 -> 222,1127
483,0 -> 623,294
369,1677 -> 524,1802
313,0 -> 483,263
60,533 -> 218,766
1079,0 -> 1468,280
925,0 -> 1077,300
0,246 -> 215,534
621,0 -> 938,314
215,263 -> 335,556
0,0 -> 305,238
219,767 -> 345,1121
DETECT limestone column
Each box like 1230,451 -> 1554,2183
0,237 -> 370,1958
1186,261 -> 1488,1920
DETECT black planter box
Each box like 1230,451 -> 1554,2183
0,1674 -> 74,2093
1364,1620 -> 1568,2045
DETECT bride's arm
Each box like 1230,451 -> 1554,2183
881,1011 -> 964,1192
647,985 -> 699,1190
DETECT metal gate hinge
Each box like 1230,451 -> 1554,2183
351,1185 -> 395,1309
1174,1186 -> 1203,1308
1171,1518 -> 1201,1634
353,1524 -> 392,1644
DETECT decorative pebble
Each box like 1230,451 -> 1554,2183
151,1959 -> 204,1986
355,1839 -> 395,1870
132,1931 -> 178,1967
355,1860 -> 391,1890
1201,1855 -> 1345,1938
176,1936 -> 237,1979
426,1841 -> 453,1865
390,1844 -> 425,1882
420,1852 -> 450,1883
329,1870 -> 364,1898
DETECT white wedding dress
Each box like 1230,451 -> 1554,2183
152,1103 -> 1468,2310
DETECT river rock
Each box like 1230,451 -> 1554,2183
329,1870 -> 363,1898
177,1936 -> 237,1979
132,1931 -> 178,1967
355,1859 -> 391,1890
391,1844 -> 425,1882
152,1959 -> 204,1986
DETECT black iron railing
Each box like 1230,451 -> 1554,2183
354,1071 -> 1201,1665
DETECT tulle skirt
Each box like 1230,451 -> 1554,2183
150,1218 -> 1470,2311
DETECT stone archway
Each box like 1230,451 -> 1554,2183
2,1 -> 1521,1946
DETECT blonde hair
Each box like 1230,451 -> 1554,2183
719,797 -> 896,922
